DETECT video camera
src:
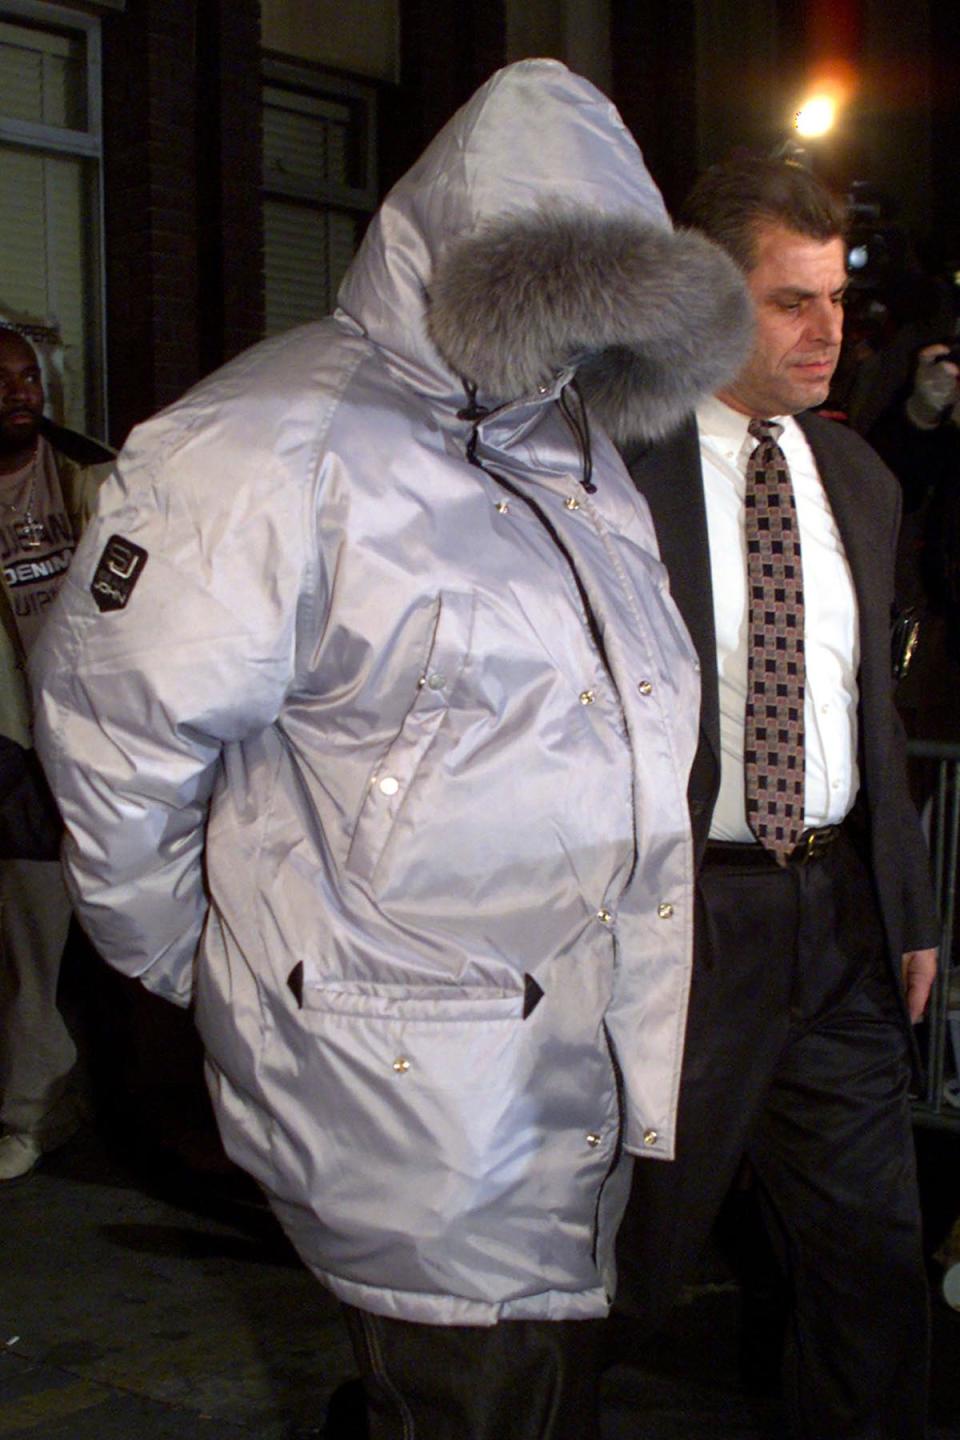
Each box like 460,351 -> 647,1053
845,181 -> 906,293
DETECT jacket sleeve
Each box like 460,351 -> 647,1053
30,401 -> 318,1006
890,683 -> 941,955
896,766 -> 941,952
880,455 -> 941,952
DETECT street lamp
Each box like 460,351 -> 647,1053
794,94 -> 838,139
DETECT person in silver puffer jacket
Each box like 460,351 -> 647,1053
31,60 -> 751,1438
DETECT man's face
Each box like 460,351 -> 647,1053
717,221 -> 847,419
0,333 -> 45,459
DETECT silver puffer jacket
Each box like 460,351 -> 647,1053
32,61 -> 751,1323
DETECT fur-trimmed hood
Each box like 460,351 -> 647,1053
338,59 -> 752,445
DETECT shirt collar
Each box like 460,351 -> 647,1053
696,395 -> 797,457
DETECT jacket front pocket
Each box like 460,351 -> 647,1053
300,979 -> 525,1022
346,590 -> 475,883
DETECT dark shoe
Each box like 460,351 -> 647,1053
321,1378 -> 369,1438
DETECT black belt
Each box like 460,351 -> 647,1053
704,823 -> 845,869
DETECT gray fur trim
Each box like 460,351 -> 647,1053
426,208 -> 754,444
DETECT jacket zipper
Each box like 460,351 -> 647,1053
483,469 -> 610,663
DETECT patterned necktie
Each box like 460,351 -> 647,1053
743,418 -> 805,864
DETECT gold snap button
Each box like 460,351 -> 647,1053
638,679 -> 653,696
393,1057 -> 411,1074
657,902 -> 674,919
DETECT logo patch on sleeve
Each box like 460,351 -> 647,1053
91,535 -> 148,612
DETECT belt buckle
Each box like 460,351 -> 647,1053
791,826 -> 834,865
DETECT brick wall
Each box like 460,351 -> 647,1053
101,0 -> 264,447
196,0 -> 265,378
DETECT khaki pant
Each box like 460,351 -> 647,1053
0,858 -> 76,1138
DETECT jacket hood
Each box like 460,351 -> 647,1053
338,58 -> 753,444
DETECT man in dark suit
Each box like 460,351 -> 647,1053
617,157 -> 939,1439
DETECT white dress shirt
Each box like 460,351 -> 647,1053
697,395 -> 860,842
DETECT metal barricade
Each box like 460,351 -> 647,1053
907,739 -> 960,1129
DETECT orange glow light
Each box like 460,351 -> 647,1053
795,95 -> 837,137
792,60 -> 858,138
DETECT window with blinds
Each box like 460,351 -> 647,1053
0,6 -> 103,435
262,63 -> 377,336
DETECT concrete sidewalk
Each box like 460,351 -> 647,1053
1,1126 -> 958,1438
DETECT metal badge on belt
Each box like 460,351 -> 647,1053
90,535 -> 148,612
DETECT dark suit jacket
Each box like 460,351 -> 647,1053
626,411 -> 939,1023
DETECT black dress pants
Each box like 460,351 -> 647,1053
340,1304 -> 606,1440
614,827 -> 930,1440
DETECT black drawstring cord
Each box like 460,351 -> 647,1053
457,379 -> 490,467
559,381 -> 597,493
456,379 -> 488,423
572,380 -> 596,494
458,376 -> 596,494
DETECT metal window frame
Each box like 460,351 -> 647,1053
261,55 -> 379,336
0,0 -> 107,434
262,54 -> 378,215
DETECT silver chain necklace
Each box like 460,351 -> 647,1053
0,448 -> 44,550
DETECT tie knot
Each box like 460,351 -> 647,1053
748,418 -> 784,446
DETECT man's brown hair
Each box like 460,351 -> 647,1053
680,154 -> 847,272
